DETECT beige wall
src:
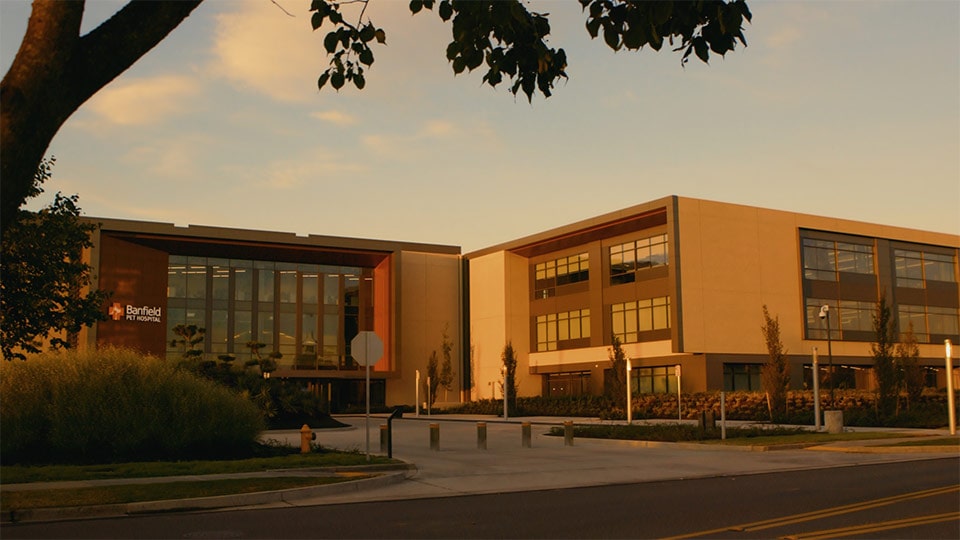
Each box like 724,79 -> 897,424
388,251 -> 462,406
469,251 -> 539,399
676,196 -> 960,362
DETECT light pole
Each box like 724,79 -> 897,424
946,340 -> 956,435
501,365 -> 508,421
819,304 -> 834,404
626,358 -> 633,425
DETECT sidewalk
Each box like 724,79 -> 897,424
2,415 -> 957,523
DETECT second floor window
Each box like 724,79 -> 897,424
536,309 -> 590,352
611,297 -> 670,344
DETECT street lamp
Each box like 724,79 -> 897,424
626,359 -> 633,425
501,365 -> 508,421
819,304 -> 834,403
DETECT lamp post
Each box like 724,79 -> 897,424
946,340 -> 956,435
819,304 -> 834,404
626,358 -> 633,425
501,365 -> 508,421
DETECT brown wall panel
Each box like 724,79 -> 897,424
96,234 -> 168,357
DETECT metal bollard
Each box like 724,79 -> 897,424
477,422 -> 487,450
380,424 -> 388,453
522,422 -> 532,448
300,424 -> 315,454
429,423 -> 440,451
563,421 -> 574,446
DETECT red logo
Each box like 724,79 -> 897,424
108,303 -> 124,321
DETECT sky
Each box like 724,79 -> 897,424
2,0 -> 958,253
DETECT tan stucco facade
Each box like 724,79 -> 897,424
465,195 -> 960,397
391,251 -> 463,406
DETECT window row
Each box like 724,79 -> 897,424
806,298 -> 959,343
805,298 -> 875,340
802,238 -> 875,281
536,309 -> 591,352
611,297 -> 671,344
534,253 -> 589,299
610,234 -> 668,285
166,256 -> 374,367
631,365 -> 679,394
894,249 -> 956,288
898,304 -> 960,342
168,256 -> 370,306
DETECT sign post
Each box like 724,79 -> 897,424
351,331 -> 384,461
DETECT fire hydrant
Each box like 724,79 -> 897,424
300,424 -> 315,454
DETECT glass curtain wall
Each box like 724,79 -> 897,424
167,255 -> 374,368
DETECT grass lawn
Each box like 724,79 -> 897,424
885,437 -> 960,447
1,475 -> 367,512
1,450 -> 398,484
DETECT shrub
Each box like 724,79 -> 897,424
0,348 -> 265,464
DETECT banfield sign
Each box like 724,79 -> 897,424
109,302 -> 162,323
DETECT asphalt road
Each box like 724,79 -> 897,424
4,458 -> 957,539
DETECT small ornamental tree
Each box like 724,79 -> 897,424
895,321 -> 924,410
502,342 -> 519,414
426,350 -> 440,406
606,335 -> 628,409
439,326 -> 455,399
760,306 -> 790,421
871,294 -> 898,418
0,158 -> 109,360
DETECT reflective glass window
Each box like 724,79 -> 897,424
258,269 -> 275,302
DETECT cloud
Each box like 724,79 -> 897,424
211,0 -> 327,103
362,117 -> 499,159
765,26 -> 802,49
262,149 -> 367,189
420,120 -> 456,138
123,134 -> 213,179
311,110 -> 357,125
86,75 -> 200,126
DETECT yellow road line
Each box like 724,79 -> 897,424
662,484 -> 959,540
782,511 -> 960,540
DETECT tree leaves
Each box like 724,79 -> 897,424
311,1 -> 385,92
411,0 -> 569,102
312,0 -> 751,100
0,158 -> 109,361
579,0 -> 752,66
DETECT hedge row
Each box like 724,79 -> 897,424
1,348 -> 265,464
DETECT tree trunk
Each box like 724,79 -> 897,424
1,0 -> 203,236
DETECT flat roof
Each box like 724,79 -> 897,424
86,217 -> 462,256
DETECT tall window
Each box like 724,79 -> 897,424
165,257 -> 375,367
894,249 -> 956,288
536,309 -> 590,352
609,233 -> 668,285
898,304 -> 960,343
802,238 -> 874,281
534,253 -> 589,299
611,297 -> 670,344
805,298 -> 874,340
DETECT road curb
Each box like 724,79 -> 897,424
2,465 -> 416,525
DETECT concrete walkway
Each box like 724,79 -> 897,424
3,414 -> 957,523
